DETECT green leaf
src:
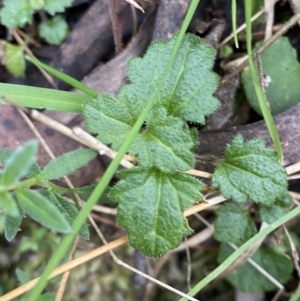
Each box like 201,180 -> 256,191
41,148 -> 97,180
16,268 -> 31,285
29,0 -> 45,10
130,109 -> 195,172
73,184 -> 97,200
212,135 -> 287,205
218,243 -> 293,293
242,37 -> 300,115
50,193 -> 89,240
0,0 -> 33,28
44,0 -> 73,15
214,203 -> 257,244
16,189 -> 72,233
38,16 -> 69,45
259,193 -> 292,224
0,148 -> 41,178
85,105 -> 195,172
4,42 -> 26,77
3,140 -> 38,186
4,213 -> 22,241
110,166 -> 203,257
0,191 -> 19,216
120,33 -> 220,124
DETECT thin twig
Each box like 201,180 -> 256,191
109,0 -> 123,53
283,225 -> 300,279
12,30 -> 56,88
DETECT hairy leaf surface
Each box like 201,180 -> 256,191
50,193 -> 89,240
214,203 -> 257,244
0,148 -> 40,178
4,213 -> 22,241
41,148 -> 97,180
110,167 -> 203,257
3,140 -> 38,186
16,189 -> 71,233
119,33 -> 220,123
0,191 -> 19,216
218,243 -> 293,293
212,135 -> 287,204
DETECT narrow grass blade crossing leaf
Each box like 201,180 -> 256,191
41,148 -> 97,180
16,189 -> 72,233
3,140 -> 38,186
212,135 -> 287,205
259,193 -> 292,224
50,192 -> 90,240
218,243 -> 293,293
110,167 -> 203,257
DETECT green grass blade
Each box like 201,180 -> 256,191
178,204 -> 300,300
244,0 -> 283,162
289,284 -> 300,301
0,83 -> 92,112
27,0 -> 201,299
231,0 -> 239,48
25,55 -> 98,98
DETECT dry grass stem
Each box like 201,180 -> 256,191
125,0 -> 145,13
12,30 -> 56,88
54,236 -> 80,301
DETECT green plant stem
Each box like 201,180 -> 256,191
231,0 -> 239,48
27,0 -> 201,299
289,284 -> 300,301
178,204 -> 300,301
25,55 -> 98,98
244,0 -> 283,162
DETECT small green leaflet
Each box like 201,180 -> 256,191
41,148 -> 97,180
16,268 -> 31,285
44,0 -> 74,15
16,189 -> 72,234
0,148 -> 41,178
39,16 -> 69,45
4,213 -> 22,241
3,140 -> 38,186
259,193 -> 292,224
0,0 -> 33,28
214,203 -> 257,244
0,191 -> 19,216
218,243 -> 293,293
110,167 -> 203,257
4,42 -> 26,77
212,135 -> 287,205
